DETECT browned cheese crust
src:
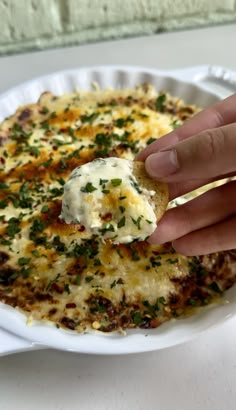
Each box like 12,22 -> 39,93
0,84 -> 235,333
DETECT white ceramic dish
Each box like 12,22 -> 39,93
0,65 -> 236,355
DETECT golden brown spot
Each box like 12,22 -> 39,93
48,109 -> 81,126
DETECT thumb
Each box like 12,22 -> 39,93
145,123 -> 236,182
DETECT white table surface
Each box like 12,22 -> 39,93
1,24 -> 236,410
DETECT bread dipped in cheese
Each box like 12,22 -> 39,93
60,157 -> 168,243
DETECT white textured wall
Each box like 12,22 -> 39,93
0,0 -> 235,55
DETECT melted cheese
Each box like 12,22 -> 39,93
60,157 -> 156,243
1,84 -> 232,334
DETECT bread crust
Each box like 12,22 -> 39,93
133,161 -> 169,222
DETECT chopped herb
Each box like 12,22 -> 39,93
114,116 -> 134,128
145,219 -> 152,224
38,157 -> 53,168
59,159 -> 67,169
30,217 -> 46,233
0,237 -> 11,246
41,205 -> 49,213
111,178 -> 122,187
155,94 -> 166,112
146,137 -> 156,145
31,250 -> 40,257
93,258 -> 102,266
150,256 -> 162,267
99,178 -> 108,185
80,112 -> 99,123
85,276 -> 94,283
110,278 -> 124,288
52,138 -> 67,146
158,296 -> 166,305
5,217 -> 21,238
68,238 -> 99,261
131,215 -> 142,230
46,273 -> 60,291
94,133 -> 112,156
41,106 -> 49,114
49,187 -> 64,197
18,257 -> 31,266
208,282 -> 222,294
64,283 -> 71,294
0,198 -> 8,209
56,177 -> 65,186
187,298 -> 198,307
119,206 -> 125,214
0,182 -> 9,189
171,119 -> 181,129
119,196 -> 126,200
166,258 -> 178,264
27,145 -> 40,158
132,311 -> 142,325
41,121 -> 50,130
76,274 -> 81,285
130,248 -> 140,261
129,177 -> 142,193
52,236 -> 67,253
68,127 -> 76,140
117,216 -> 126,228
21,266 -> 32,278
99,223 -> 115,234
80,182 -> 97,193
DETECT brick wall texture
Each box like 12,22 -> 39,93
0,0 -> 236,55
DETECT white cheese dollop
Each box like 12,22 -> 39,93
60,157 -> 157,243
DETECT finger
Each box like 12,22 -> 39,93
168,172 -> 236,200
148,181 -> 236,244
172,215 -> 236,256
137,93 -> 236,160
145,123 -> 236,182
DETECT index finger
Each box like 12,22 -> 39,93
137,93 -> 236,160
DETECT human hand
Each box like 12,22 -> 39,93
137,93 -> 236,256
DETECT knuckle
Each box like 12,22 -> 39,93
199,127 -> 226,161
208,106 -> 225,128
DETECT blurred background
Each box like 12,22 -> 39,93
0,0 -> 236,56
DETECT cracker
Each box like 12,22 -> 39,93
133,161 -> 169,222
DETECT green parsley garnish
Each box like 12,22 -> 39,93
76,274 -> 81,285
110,278 -> 124,289
208,282 -> 222,294
131,215 -> 142,230
155,94 -> 166,112
41,205 -> 49,213
111,178 -> 122,187
0,182 -> 9,189
46,273 -> 60,291
81,182 -> 97,193
64,283 -> 71,294
5,217 -> 21,238
80,112 -> 99,123
117,216 -> 126,228
146,137 -> 156,145
99,223 -> 115,234
18,257 -> 31,266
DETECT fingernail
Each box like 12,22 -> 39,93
145,150 -> 178,178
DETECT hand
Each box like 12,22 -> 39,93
137,93 -> 236,256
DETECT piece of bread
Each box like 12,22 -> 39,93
133,161 -> 169,222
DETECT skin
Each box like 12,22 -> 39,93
137,93 -> 236,256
